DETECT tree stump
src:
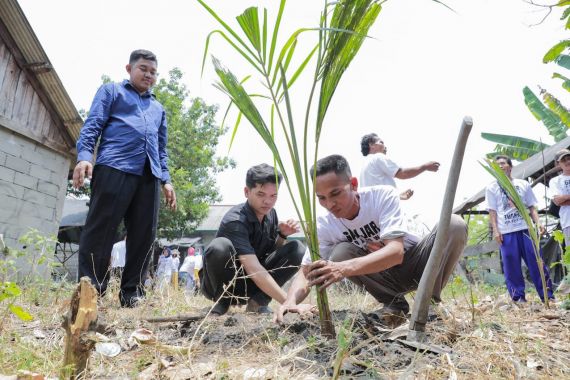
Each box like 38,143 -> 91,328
61,276 -> 98,379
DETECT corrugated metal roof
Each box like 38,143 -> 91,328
196,204 -> 236,231
0,0 -> 82,150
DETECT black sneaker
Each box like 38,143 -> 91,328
210,299 -> 230,316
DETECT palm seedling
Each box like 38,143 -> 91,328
198,0 -> 383,337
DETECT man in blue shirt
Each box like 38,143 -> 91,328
73,49 -> 176,307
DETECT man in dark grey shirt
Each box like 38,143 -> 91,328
200,164 -> 305,315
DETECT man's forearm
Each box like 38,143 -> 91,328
340,242 -> 404,277
284,270 -> 311,305
396,166 -> 424,180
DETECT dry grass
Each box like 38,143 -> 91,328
0,276 -> 569,379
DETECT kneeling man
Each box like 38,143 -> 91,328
275,155 -> 467,324
200,164 -> 305,315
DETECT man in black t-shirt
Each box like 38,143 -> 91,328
200,164 -> 305,316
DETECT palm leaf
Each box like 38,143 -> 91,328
201,30 -> 263,77
236,7 -> 262,53
197,0 -> 259,60
523,86 -> 567,141
270,28 -> 314,87
267,0 -> 287,76
317,0 -> 382,137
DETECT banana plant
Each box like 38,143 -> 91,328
480,159 -> 550,307
482,2 -> 570,160
198,0 -> 384,338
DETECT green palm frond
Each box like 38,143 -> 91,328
316,0 -> 382,137
236,7 -> 262,53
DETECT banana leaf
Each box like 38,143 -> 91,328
481,133 -> 549,151
543,40 -> 570,63
556,54 -> 570,70
552,73 -> 570,92
523,86 -> 567,141
542,90 -> 570,128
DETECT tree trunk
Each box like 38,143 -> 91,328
61,276 -> 98,379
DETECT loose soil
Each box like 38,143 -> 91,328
1,282 -> 569,379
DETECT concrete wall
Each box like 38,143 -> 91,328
0,127 -> 70,252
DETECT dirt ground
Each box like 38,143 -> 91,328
1,282 -> 569,379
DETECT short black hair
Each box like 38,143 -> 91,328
129,49 -> 157,65
246,163 -> 282,188
360,133 -> 379,156
310,154 -> 352,182
494,155 -> 512,167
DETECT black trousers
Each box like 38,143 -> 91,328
78,163 -> 160,301
200,237 -> 305,306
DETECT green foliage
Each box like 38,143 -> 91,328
482,4 -> 570,159
153,68 -> 235,239
332,318 -> 354,379
465,211 -> 490,246
199,0 -> 384,338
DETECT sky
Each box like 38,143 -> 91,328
17,0 -> 568,227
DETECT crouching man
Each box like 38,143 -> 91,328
274,155 -> 467,325
200,164 -> 305,315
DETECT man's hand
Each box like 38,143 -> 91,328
424,161 -> 440,172
537,223 -> 546,236
273,303 -> 318,324
493,231 -> 503,245
162,183 -> 177,211
72,161 -> 93,189
306,260 -> 345,289
399,189 -> 414,200
278,219 -> 300,237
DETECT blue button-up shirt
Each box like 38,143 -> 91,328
76,80 -> 170,183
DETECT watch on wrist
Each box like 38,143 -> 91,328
278,231 -> 287,240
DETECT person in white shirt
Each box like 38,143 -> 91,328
110,235 -> 127,277
549,149 -> 570,244
179,247 -> 196,292
486,155 -> 554,302
359,133 -> 440,200
274,154 -> 467,325
171,249 -> 180,272
156,247 -> 176,289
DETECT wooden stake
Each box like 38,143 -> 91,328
61,276 -> 98,379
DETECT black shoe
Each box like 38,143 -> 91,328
210,299 -> 230,316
